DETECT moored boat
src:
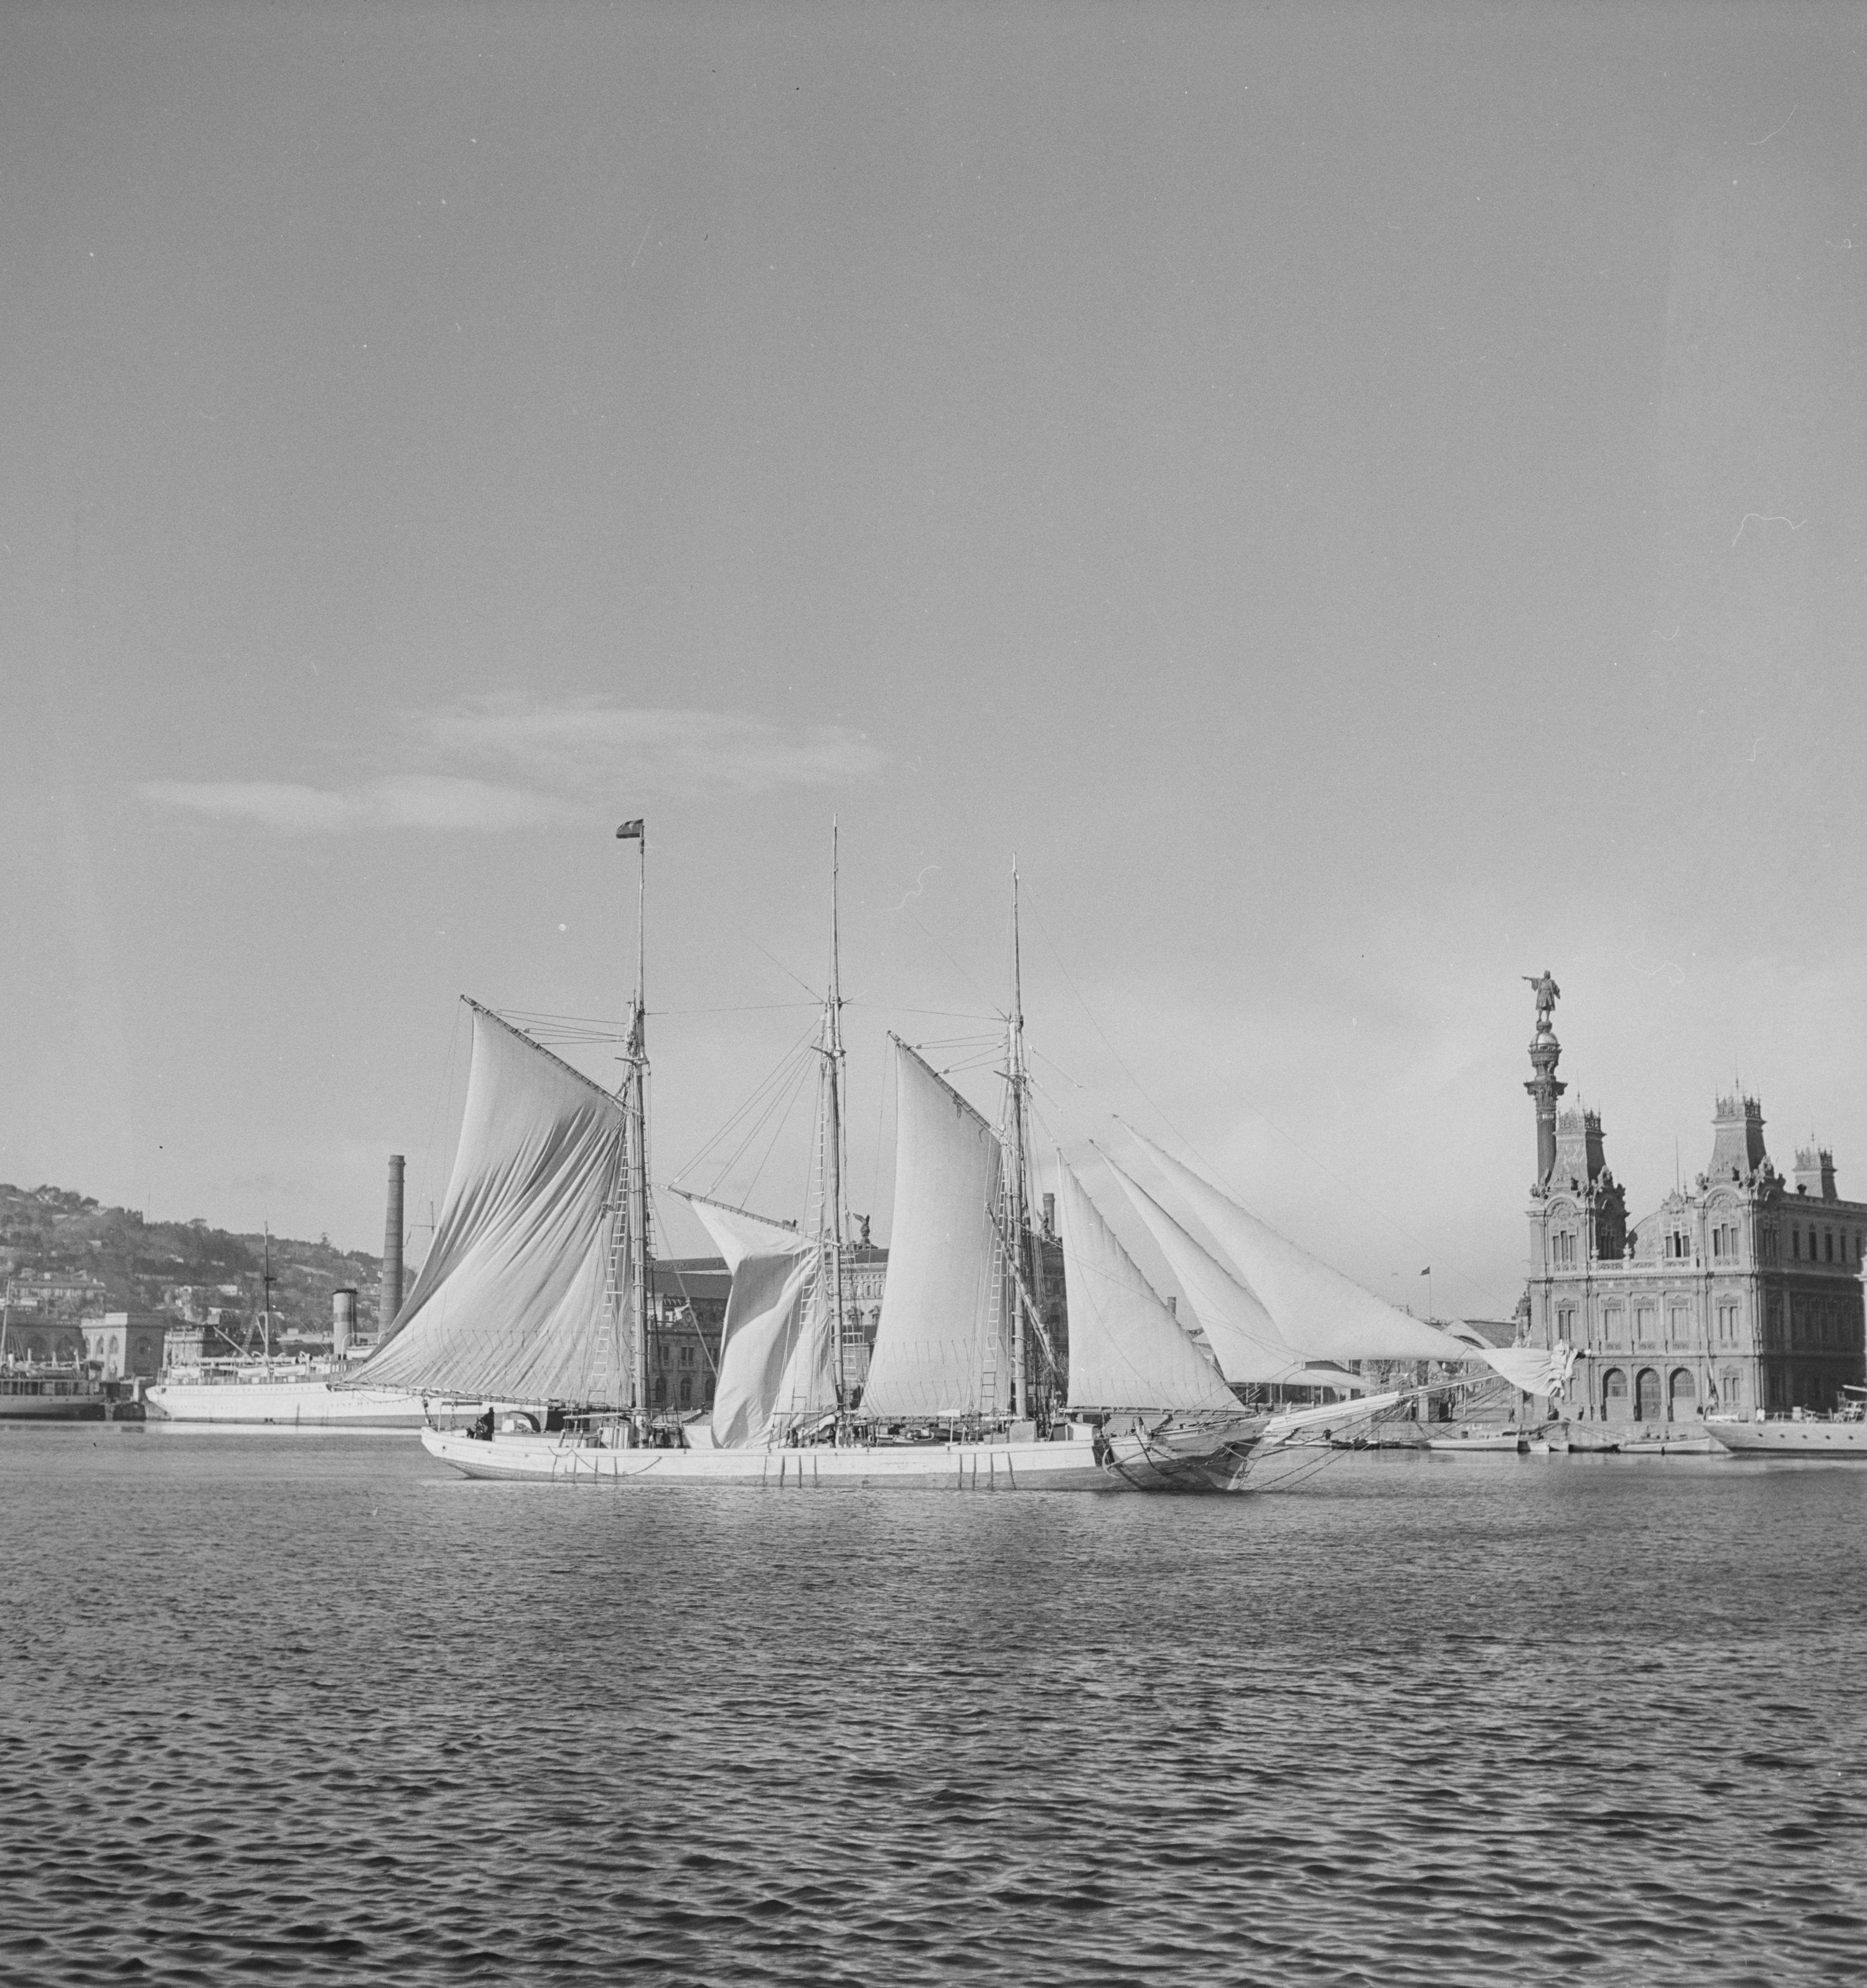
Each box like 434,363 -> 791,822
0,1370 -> 126,1422
1707,1396 -> 1867,1457
146,1366 -> 474,1428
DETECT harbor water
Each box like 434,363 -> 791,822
4,1429 -> 1865,1986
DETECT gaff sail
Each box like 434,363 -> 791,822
353,1002 -> 628,1403
861,1040 -> 1006,1419
679,1192 -> 823,1448
1054,1157 -> 1240,1414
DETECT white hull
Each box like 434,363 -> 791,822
423,1416 -> 1266,1492
1708,1416 -> 1867,1457
146,1378 -> 477,1429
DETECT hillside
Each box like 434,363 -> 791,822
0,1182 -> 393,1350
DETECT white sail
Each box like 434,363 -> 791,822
1126,1131 -> 1472,1365
1101,1157 -> 1323,1387
357,1004 -> 627,1402
861,1041 -> 1006,1418
1104,1157 -> 1366,1394
1463,1339 -> 1577,1398
679,1192 -> 819,1447
1055,1159 -> 1240,1412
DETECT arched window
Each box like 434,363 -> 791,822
1635,1368 -> 1662,1421
1602,1368 -> 1628,1418
1826,1232 -> 1835,1263
1668,1368 -> 1696,1418
1794,1230 -> 1802,1259
678,1376 -> 691,1408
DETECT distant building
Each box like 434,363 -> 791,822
1523,999 -> 1866,1422
80,1310 -> 167,1381
6,1269 -> 110,1317
840,1226 -> 888,1397
648,1258 -> 731,1414
2,1316 -> 86,1366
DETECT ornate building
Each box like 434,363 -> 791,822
1523,986 -> 1867,1423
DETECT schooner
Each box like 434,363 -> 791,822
375,824 -> 1569,1489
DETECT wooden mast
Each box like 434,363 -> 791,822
1006,860 -> 1031,1419
823,819 -> 849,1416
619,819 -> 651,1432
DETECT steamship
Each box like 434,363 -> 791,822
146,1197 -> 482,1429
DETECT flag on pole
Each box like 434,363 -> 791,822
1420,1266 -> 1430,1276
616,819 -> 643,840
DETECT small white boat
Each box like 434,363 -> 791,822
1617,1429 -> 1720,1456
1425,1428 -> 1532,1453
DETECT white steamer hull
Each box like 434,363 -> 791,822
147,1379 -> 474,1429
1708,1416 -> 1867,1457
423,1420 -> 1263,1492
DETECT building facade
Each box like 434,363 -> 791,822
1523,997 -> 1867,1422
80,1310 -> 167,1381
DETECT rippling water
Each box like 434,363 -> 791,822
4,1429 -> 1865,1985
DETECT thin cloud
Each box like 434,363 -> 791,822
421,698 -> 887,791
139,776 -> 579,834
141,700 -> 886,833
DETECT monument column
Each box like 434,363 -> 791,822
1522,969 -> 1565,1188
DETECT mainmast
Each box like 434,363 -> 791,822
1004,861 -> 1032,1419
261,1224 -> 275,1371
617,818 -> 651,1427
819,820 -> 849,1411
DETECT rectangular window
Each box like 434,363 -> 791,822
1636,1305 -> 1656,1344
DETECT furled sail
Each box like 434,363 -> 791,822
1459,1339 -> 1578,1398
861,1040 -> 1006,1417
1125,1131 -> 1472,1365
679,1192 -> 823,1447
1102,1155 -> 1360,1391
1054,1157 -> 1240,1413
355,1002 -> 627,1402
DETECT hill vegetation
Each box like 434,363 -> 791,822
0,1182 -> 391,1349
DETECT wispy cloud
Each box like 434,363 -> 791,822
421,698 -> 887,791
140,699 -> 886,833
139,775 -> 581,833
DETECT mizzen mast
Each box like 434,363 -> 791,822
617,818 -> 651,1429
1004,860 -> 1033,1420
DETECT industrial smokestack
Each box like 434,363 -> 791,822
381,1155 -> 405,1336
332,1287 -> 357,1358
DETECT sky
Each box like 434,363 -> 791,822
3,2 -> 1864,1323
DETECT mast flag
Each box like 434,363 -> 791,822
616,819 -> 643,840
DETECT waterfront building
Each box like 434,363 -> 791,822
1521,988 -> 1867,1422
79,1310 -> 167,1381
